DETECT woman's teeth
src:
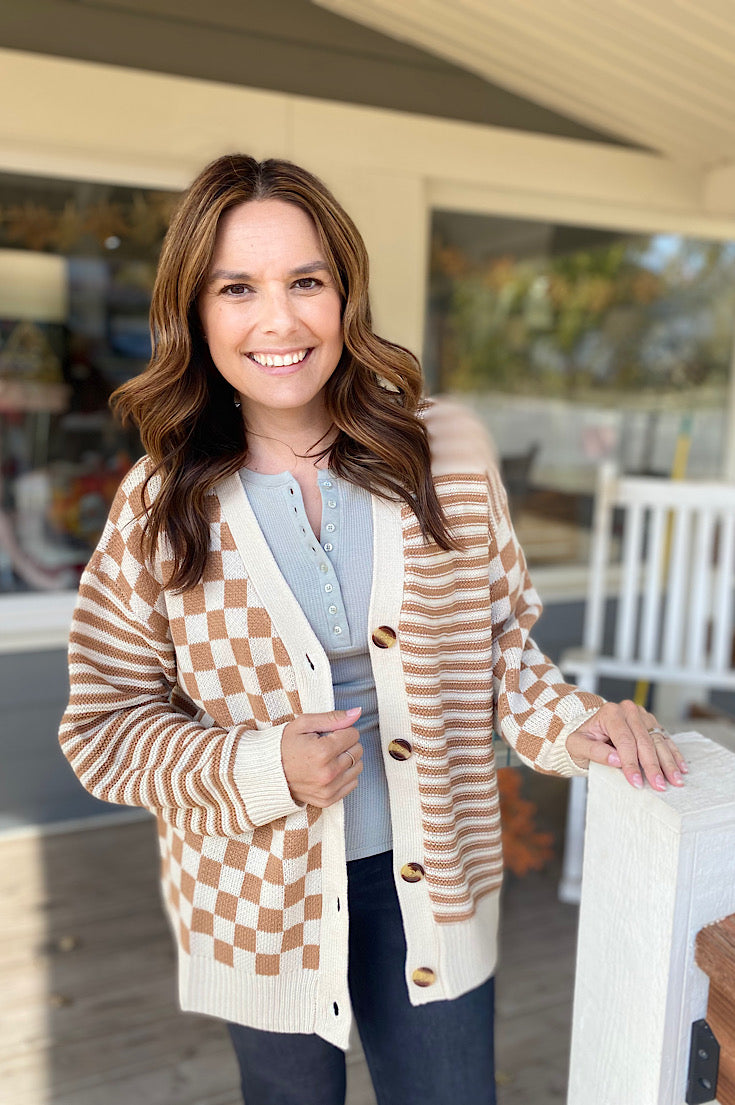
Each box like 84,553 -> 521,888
249,350 -> 309,367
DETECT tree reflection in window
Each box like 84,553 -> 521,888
427,213 -> 735,566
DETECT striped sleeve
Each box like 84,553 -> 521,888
486,467 -> 605,777
58,471 -> 302,836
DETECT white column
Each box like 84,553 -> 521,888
568,732 -> 735,1105
558,775 -> 588,904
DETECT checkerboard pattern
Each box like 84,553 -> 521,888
61,459 -> 328,977
485,471 -> 601,762
62,462 -> 304,835
158,804 -> 323,975
164,495 -> 301,730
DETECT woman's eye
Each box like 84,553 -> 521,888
221,283 -> 249,296
294,277 -> 322,290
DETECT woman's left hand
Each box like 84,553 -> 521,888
565,700 -> 689,791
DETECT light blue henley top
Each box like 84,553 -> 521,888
239,466 -> 393,862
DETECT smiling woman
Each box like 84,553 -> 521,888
109,154 -> 455,594
58,153 -> 688,1105
198,200 -> 344,427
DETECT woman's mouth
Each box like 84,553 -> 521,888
247,349 -> 311,369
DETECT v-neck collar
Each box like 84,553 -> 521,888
214,472 -> 406,706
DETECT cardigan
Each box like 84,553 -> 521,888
58,397 -> 605,1051
239,465 -> 391,861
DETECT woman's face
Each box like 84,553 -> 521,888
198,198 -> 344,427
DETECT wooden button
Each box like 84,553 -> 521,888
388,738 -> 413,761
411,967 -> 436,987
400,862 -> 425,883
372,626 -> 397,649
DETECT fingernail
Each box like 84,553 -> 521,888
680,761 -> 689,774
345,707 -> 360,718
673,770 -> 684,785
607,751 -> 621,767
632,772 -> 643,789
655,773 -> 666,790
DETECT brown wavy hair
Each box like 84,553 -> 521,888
112,153 -> 459,591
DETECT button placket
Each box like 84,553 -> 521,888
321,567 -> 347,640
309,475 -> 349,645
319,475 -> 339,555
316,473 -> 349,644
285,479 -> 324,562
243,469 -> 356,662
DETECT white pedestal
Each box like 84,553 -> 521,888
568,732 -> 735,1105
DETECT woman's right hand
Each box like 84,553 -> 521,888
281,707 -> 363,807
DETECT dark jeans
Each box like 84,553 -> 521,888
227,849 -> 497,1105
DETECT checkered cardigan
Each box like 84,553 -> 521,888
59,398 -> 603,1049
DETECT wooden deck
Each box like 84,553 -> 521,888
1,816 -> 578,1105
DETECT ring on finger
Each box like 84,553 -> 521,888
344,750 -> 356,769
647,726 -> 668,739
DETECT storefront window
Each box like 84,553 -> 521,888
0,171 -> 179,593
427,212 -> 735,567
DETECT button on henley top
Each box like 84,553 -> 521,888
239,466 -> 393,861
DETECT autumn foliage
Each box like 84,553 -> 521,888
497,767 -> 555,876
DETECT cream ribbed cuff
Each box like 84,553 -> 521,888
233,723 -> 304,826
538,706 -> 604,777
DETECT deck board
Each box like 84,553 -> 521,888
0,818 -> 577,1105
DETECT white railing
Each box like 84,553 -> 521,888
568,731 -> 735,1105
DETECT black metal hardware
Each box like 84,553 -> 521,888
686,1019 -> 719,1104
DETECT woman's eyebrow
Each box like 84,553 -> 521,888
207,261 -> 330,283
291,261 -> 330,276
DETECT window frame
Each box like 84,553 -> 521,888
3,49 -> 735,645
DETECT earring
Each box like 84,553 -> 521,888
233,392 -> 241,408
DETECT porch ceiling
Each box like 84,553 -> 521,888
312,0 -> 735,172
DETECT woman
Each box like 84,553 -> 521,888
59,154 -> 687,1105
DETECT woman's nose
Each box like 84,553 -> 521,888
258,289 -> 298,333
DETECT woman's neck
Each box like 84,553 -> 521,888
242,407 -> 336,476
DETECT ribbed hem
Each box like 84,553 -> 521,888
179,953 -> 352,1050
177,897 -> 501,1045
434,887 -> 500,1002
233,722 -> 305,826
